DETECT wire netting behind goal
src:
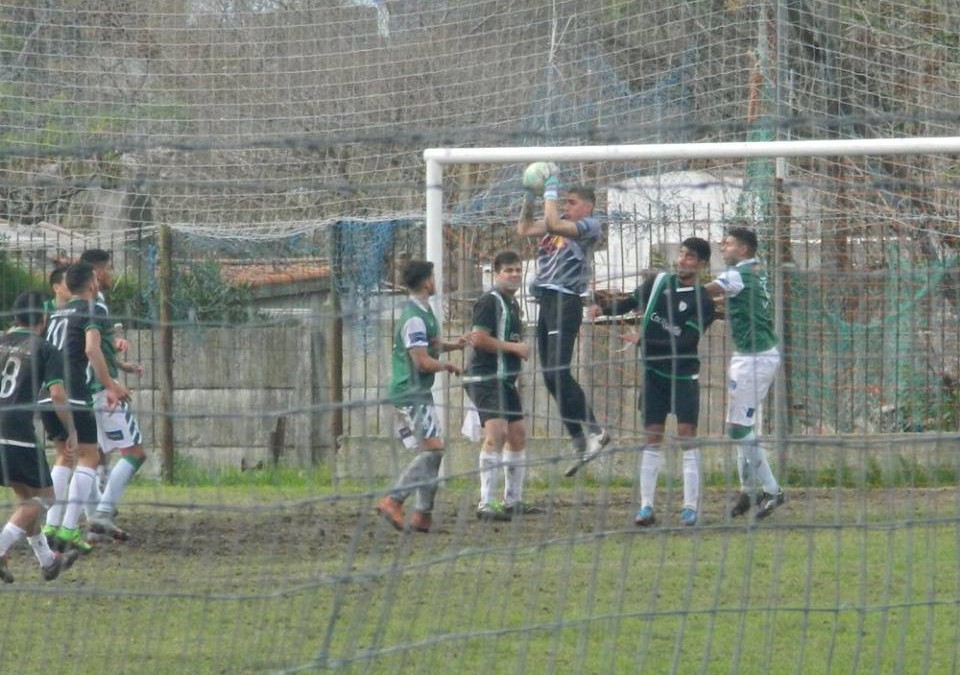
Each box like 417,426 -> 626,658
1,1 -> 960,674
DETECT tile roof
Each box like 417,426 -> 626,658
217,259 -> 332,288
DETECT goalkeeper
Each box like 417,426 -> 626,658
590,237 -> 715,527
517,172 -> 608,477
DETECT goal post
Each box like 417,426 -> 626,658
424,136 -> 960,447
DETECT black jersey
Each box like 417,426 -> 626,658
47,297 -> 106,404
607,272 -> 716,380
466,289 -> 524,381
0,330 -> 65,447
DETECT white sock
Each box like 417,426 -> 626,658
46,465 -> 72,529
84,472 -> 103,522
479,451 -> 500,506
682,448 -> 701,511
639,447 -> 663,509
62,467 -> 97,531
0,522 -> 25,557
503,449 -> 526,505
736,431 -> 760,492
97,456 -> 139,516
26,533 -> 55,568
753,445 -> 780,495
737,431 -> 779,495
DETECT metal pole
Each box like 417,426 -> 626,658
157,223 -> 175,483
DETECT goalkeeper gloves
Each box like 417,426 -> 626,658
543,174 -> 561,201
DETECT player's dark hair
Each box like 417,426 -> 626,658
79,248 -> 111,266
568,186 -> 595,206
681,237 -> 711,262
402,260 -> 434,291
49,265 -> 68,287
65,261 -> 97,294
12,291 -> 46,328
493,251 -> 521,272
726,226 -> 758,255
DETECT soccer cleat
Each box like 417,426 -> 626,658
585,429 -> 611,458
634,505 -> 656,527
408,510 -> 432,533
730,491 -> 753,518
476,501 -> 513,522
563,429 -> 610,478
376,495 -> 405,531
562,453 -> 587,478
0,555 -> 13,584
680,508 -> 698,527
756,489 -> 785,520
88,514 -> 130,542
42,524 -> 58,549
55,527 -> 94,555
42,549 -> 80,582
503,501 -> 543,516
565,430 -> 611,477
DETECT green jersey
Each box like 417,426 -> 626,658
88,292 -> 120,392
714,258 -> 777,353
388,297 -> 440,406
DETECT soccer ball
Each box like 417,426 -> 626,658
521,161 -> 559,194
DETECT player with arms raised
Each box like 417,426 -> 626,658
517,163 -> 609,476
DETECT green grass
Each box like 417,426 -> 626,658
1,482 -> 958,674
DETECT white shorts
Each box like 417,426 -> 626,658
393,402 -> 442,450
726,348 -> 780,428
93,390 -> 143,454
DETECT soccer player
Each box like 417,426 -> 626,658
78,248 -> 146,541
517,175 -> 609,477
591,238 -> 716,526
0,292 -> 80,582
43,262 -> 129,553
463,251 -> 538,521
376,260 -> 464,533
704,225 -> 785,519
38,265 -> 76,542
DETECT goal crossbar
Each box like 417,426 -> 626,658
424,135 -> 960,315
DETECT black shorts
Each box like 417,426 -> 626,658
466,379 -> 524,426
0,443 -> 52,489
73,408 -> 98,445
41,410 -> 69,442
642,370 -> 700,427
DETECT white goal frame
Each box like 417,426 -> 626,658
423,136 -> 960,440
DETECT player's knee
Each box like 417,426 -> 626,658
123,445 -> 147,462
28,495 -> 54,511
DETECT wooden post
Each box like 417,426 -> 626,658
157,223 -> 175,482
269,416 -> 287,466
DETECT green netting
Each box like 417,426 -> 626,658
787,253 -> 956,433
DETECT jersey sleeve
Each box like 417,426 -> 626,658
574,216 -> 602,242
40,340 -> 65,388
604,277 -> 649,316
713,268 -> 744,297
471,294 -> 497,334
400,316 -> 430,350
